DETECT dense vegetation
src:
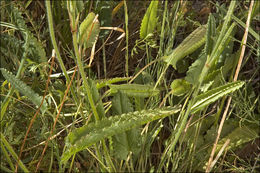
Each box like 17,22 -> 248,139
0,0 -> 259,172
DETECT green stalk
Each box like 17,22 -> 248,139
1,141 -> 15,171
0,133 -> 29,173
69,10 -> 116,173
70,19 -> 100,122
45,1 -> 79,106
158,2 -> 237,170
158,0 -> 167,57
67,4 -> 116,172
0,164 -> 12,173
124,0 -> 129,77
102,141 -> 116,172
157,88 -> 198,170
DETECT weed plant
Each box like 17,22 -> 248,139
0,0 -> 259,172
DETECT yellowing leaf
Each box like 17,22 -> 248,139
78,12 -> 100,49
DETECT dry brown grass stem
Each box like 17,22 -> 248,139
15,49 -> 56,173
206,1 -> 254,172
35,65 -> 78,172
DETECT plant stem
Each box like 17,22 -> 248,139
206,1 -> 254,171
0,133 -> 29,173
45,0 -> 79,106
70,16 -> 100,122
124,0 -> 129,77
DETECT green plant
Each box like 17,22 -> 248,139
0,1 -> 258,172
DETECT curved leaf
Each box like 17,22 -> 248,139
163,25 -> 206,69
191,81 -> 245,113
96,77 -> 131,89
205,13 -> 216,56
61,106 -> 181,162
1,68 -> 47,113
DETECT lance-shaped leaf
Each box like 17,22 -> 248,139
96,77 -> 131,89
78,12 -> 100,49
205,13 -> 216,56
191,81 -> 245,113
108,84 -> 160,97
162,25 -> 206,69
1,68 -> 47,113
61,106 -> 181,162
140,1 -> 158,39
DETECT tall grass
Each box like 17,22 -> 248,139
0,0 -> 259,172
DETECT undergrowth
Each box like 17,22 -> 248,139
0,0 -> 259,172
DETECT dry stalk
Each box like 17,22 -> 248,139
15,49 -> 56,173
35,66 -> 78,172
206,1 -> 254,172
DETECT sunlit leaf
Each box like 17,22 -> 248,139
171,79 -> 191,96
140,1 -> 158,39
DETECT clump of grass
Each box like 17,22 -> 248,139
0,1 -> 259,172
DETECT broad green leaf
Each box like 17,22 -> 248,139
78,12 -> 100,49
93,0 -> 112,38
216,125 -> 258,152
96,77 -> 131,89
185,52 -> 207,86
162,25 -> 206,69
140,1 -> 158,39
61,106 -> 181,162
191,81 -> 245,113
170,79 -> 191,96
112,91 -> 133,115
111,92 -> 141,160
221,52 -> 237,78
1,68 -> 47,113
204,119 -> 239,144
108,84 -> 160,97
